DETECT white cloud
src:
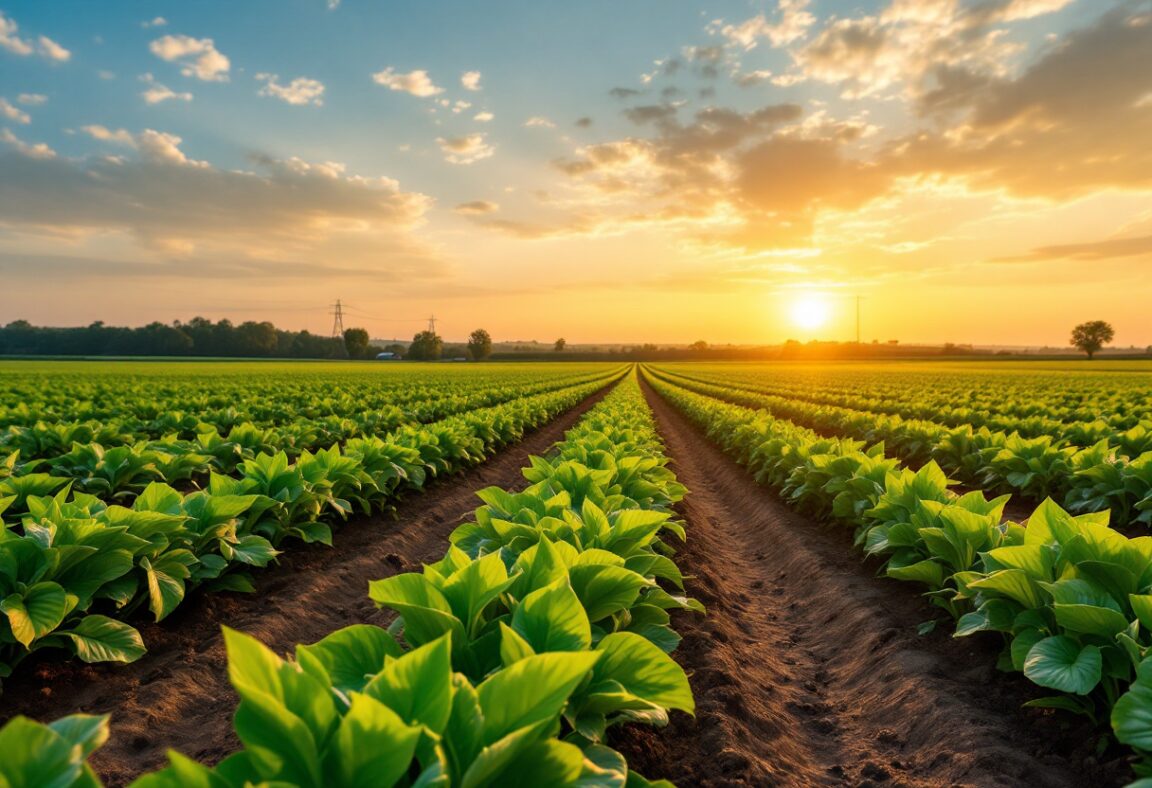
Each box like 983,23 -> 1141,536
524,116 -> 556,129
452,100 -> 472,114
142,17 -> 167,28
461,70 -> 482,91
0,11 -> 70,61
437,133 -> 495,164
474,111 -> 494,122
709,0 -> 816,49
371,67 -> 443,97
149,34 -> 230,82
81,124 -> 207,167
0,11 -> 33,55
37,35 -> 70,62
327,0 -> 341,8
0,98 -> 30,124
17,93 -> 47,106
98,70 -> 115,80
139,73 -> 193,104
0,128 -> 55,158
256,73 -> 325,106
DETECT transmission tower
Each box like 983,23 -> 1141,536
427,314 -> 437,334
330,300 -> 346,339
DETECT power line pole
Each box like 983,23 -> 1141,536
330,299 -> 346,339
427,314 -> 437,335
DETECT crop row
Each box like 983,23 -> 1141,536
0,367 -> 626,503
1,365 -> 622,465
647,366 -> 1152,528
0,362 -> 619,430
665,362 -> 1152,429
655,365 -> 1152,456
643,367 -> 1152,779
0,371 -> 624,687
0,371 -> 701,787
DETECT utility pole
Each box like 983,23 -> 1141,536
330,299 -> 346,339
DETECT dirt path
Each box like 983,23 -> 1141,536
0,384 -> 616,786
614,376 -> 1113,787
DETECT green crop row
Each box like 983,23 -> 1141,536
647,366 -> 1152,527
0,371 -> 701,788
644,367 -> 1152,782
0,372 -> 623,687
658,361 -> 1152,430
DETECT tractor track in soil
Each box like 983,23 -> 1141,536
0,382 -> 617,787
612,375 -> 1121,787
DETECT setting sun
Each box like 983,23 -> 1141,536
790,295 -> 832,331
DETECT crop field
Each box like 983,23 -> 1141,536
4,359 -> 1152,786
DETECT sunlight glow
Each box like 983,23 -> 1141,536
790,295 -> 832,331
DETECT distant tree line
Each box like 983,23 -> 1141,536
0,318 -> 407,359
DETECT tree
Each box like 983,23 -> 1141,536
1071,320 -> 1115,360
343,327 -> 370,359
553,337 -> 566,352
689,340 -> 708,351
408,330 -> 443,361
467,328 -> 493,361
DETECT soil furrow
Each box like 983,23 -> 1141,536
0,383 -> 616,787
615,374 -> 1106,787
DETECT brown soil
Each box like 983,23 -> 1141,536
613,375 -> 1128,788
0,383 -> 616,787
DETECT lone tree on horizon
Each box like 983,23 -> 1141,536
554,337 -> 566,352
467,328 -> 492,361
1071,320 -> 1115,360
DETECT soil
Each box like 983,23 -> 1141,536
612,375 -> 1130,787
0,384 -> 615,787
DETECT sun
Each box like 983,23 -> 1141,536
790,295 -> 832,330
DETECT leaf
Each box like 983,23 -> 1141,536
0,715 -> 89,788
326,693 -> 422,788
362,634 -> 455,735
229,535 -> 280,567
511,578 -> 592,654
475,651 -> 601,744
1,582 -> 69,648
591,632 -> 694,714
1023,636 -> 1102,695
130,751 -> 233,788
296,624 -> 402,696
57,615 -> 146,664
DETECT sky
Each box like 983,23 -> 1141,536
1,0 -> 1150,347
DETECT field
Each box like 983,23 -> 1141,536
3,359 -> 1152,786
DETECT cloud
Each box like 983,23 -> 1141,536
609,87 -> 642,99
1,128 -> 55,158
524,116 -> 556,129
461,70 -> 482,91
786,0 -> 1078,99
455,200 -> 499,215
436,133 -> 495,164
36,35 -> 70,62
709,1 -> 816,49
0,11 -> 70,61
80,125 -> 208,167
139,73 -> 193,104
371,67 -> 443,97
142,16 -> 167,28
17,93 -> 47,106
149,34 -> 231,82
0,142 -> 434,270
575,116 -> 593,128
994,234 -> 1152,262
0,98 -> 30,124
256,73 -> 325,106
474,111 -> 494,122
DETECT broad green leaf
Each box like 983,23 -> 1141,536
0,716 -> 88,788
476,651 -> 601,744
326,693 -> 422,788
1,582 -> 69,648
591,632 -> 694,714
296,624 -> 402,696
512,578 -> 591,654
57,615 -> 146,664
1023,635 -> 1102,695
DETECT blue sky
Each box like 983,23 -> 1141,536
1,1 -> 1149,345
